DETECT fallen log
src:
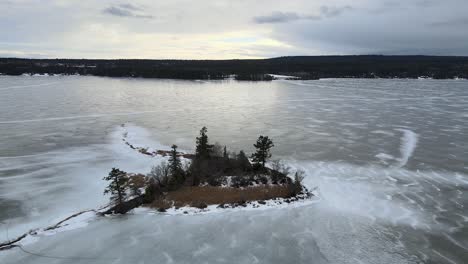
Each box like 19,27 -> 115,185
0,210 -> 96,251
0,234 -> 27,251
44,210 -> 95,231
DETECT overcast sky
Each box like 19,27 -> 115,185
1,0 -> 467,59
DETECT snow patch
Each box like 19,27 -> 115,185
134,194 -> 318,217
376,153 -> 395,165
40,211 -> 96,236
371,130 -> 395,137
376,153 -> 395,160
395,129 -> 418,168
269,74 -> 300,80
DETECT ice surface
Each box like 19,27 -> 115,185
1,77 -> 468,263
0,124 -> 169,241
3,124 -> 466,263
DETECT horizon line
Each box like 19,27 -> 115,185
2,54 -> 468,61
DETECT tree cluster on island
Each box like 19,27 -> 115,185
103,127 -> 308,214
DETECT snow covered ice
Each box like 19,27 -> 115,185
1,77 -> 468,263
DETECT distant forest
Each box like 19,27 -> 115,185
1,56 -> 468,80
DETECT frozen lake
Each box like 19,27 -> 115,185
0,76 -> 467,263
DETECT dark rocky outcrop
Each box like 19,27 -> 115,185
100,196 -> 145,215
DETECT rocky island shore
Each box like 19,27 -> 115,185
104,125 -> 313,214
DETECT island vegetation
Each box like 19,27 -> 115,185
102,127 -> 311,214
2,55 -> 468,80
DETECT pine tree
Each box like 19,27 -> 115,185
223,145 -> 228,159
237,150 -> 252,171
103,168 -> 129,212
168,144 -> 184,188
251,136 -> 274,170
195,126 -> 213,159
169,144 -> 182,175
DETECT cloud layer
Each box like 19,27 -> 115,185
0,0 -> 467,59
102,4 -> 153,19
254,12 -> 318,24
253,6 -> 352,24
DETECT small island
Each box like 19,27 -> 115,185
102,127 -> 312,215
0,127 -> 313,251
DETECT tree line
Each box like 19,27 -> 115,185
2,55 -> 468,80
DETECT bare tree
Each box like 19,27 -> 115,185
270,160 -> 291,183
128,175 -> 145,196
148,161 -> 170,186
271,160 -> 291,175
293,170 -> 306,194
212,142 -> 223,157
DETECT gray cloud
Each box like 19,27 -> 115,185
118,3 -> 143,11
320,6 -> 352,18
253,6 -> 351,24
1,0 -> 468,58
429,18 -> 468,27
268,1 -> 468,56
254,12 -> 312,24
103,4 -> 153,19
415,0 -> 438,7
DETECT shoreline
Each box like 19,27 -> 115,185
2,56 -> 468,80
3,72 -> 468,81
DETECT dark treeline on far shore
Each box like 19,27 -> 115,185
1,55 -> 468,80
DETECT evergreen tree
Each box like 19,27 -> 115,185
103,168 -> 129,212
223,145 -> 228,159
169,144 -> 182,176
168,144 -> 184,188
251,136 -> 274,170
237,150 -> 252,172
195,126 -> 213,159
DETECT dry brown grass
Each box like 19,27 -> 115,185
128,174 -> 146,188
149,185 -> 294,209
